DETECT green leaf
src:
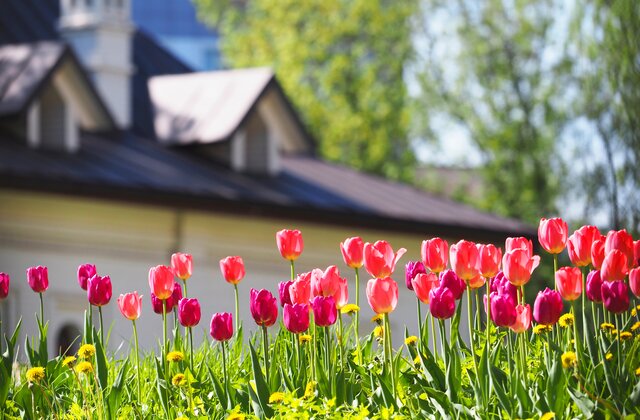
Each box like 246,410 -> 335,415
207,364 -> 227,410
568,387 -> 595,417
154,357 -> 169,418
106,359 -> 129,419
92,327 -> 109,390
248,343 -> 273,417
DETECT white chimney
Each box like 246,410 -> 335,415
59,0 -> 134,128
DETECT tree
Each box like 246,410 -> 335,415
193,0 -> 418,181
412,0 -> 571,223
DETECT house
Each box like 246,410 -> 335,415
0,0 -> 534,354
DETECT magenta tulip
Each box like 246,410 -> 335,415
405,261 -> 426,290
210,312 -> 233,342
26,266 -> 48,293
283,303 -> 310,333
533,288 -> 563,325
439,270 -> 465,300
490,271 -> 518,303
250,288 -> 278,327
178,298 -> 201,327
429,286 -> 456,319
601,280 -> 629,314
585,270 -> 603,303
77,264 -> 97,291
311,296 -> 337,327
87,275 -> 112,307
489,292 -> 517,327
0,273 -> 9,300
278,281 -> 294,307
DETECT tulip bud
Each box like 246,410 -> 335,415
250,288 -> 278,327
630,268 -> 640,298
477,244 -> 502,278
87,275 -> 112,307
178,298 -> 201,327
171,253 -> 193,281
77,264 -> 97,291
538,217 -> 568,254
210,312 -> 233,342
276,229 -> 304,261
533,288 -> 563,325
585,270 -> 603,303
421,238 -> 448,274
289,272 -> 312,305
366,277 -> 399,314
567,226 -> 600,267
340,237 -> 364,269
311,296 -> 337,327
148,265 -> 175,300
601,280 -> 629,314
429,286 -> 456,319
411,272 -> 439,304
555,267 -> 582,301
439,270 -> 465,300
490,292 -> 517,327
283,303 -> 310,333
510,304 -> 532,333
405,261 -> 426,290
118,292 -> 142,321
449,240 -> 480,281
219,256 -> 245,285
0,272 -> 9,300
364,241 -> 406,279
278,281 -> 293,307
601,250 -> 629,282
26,266 -> 48,294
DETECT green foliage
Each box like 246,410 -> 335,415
193,0 -> 417,181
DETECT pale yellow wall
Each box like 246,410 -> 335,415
0,189 -> 470,355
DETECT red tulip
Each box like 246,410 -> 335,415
26,266 -> 48,293
171,252 -> 193,281
634,240 -> 640,267
439,270 -> 465,300
429,286 -> 456,319
405,261 -> 426,290
450,240 -> 480,280
600,250 -> 629,282
87,275 -> 112,307
0,272 -> 9,300
276,229 -> 304,261
148,265 -> 175,300
601,280 -> 629,314
311,265 -> 343,298
555,267 -> 582,301
151,282 -> 182,314
333,276 -> 349,309
510,304 -> 532,333
502,248 -> 540,287
538,217 -> 568,254
117,292 -> 142,321
250,288 -> 278,327
178,298 -> 201,327
363,241 -> 406,278
468,273 -> 486,289
311,296 -> 337,327
605,229 -> 634,269
489,292 -> 516,327
533,288 -> 563,326
629,267 -> 640,298
340,236 -> 364,269
411,272 -> 439,304
289,272 -> 312,305
210,312 -> 233,342
283,303 -> 310,333
366,277 -> 399,314
219,256 -> 245,285
421,238 -> 449,274
77,264 -> 97,291
591,236 -> 606,270
505,237 -> 534,258
477,244 -> 502,278
585,270 -> 603,303
567,225 -> 600,267
278,281 -> 293,307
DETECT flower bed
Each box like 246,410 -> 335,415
0,222 -> 639,418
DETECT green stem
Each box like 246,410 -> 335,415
39,293 -> 44,326
338,313 -> 344,367
234,284 -> 240,335
162,300 -> 167,374
296,333 -> 302,375
324,326 -> 330,373
485,279 -> 492,401
182,279 -> 188,299
466,282 -> 479,383
416,296 -> 423,342
311,314 -> 317,381
261,326 -> 270,380
98,306 -> 104,345
475,290 -> 481,332
615,313 -> 621,376
354,267 -> 362,363
132,320 -> 141,403
384,313 -> 396,401
571,302 -> 581,364
431,312 -> 437,357
553,254 -> 558,290
438,319 -> 448,366
290,260 -> 295,281
87,301 -> 92,338
189,327 -> 194,373
221,341 -> 229,406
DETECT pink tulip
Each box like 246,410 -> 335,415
311,296 -> 338,327
148,265 -> 175,300
311,265 -> 343,298
219,256 -> 245,285
538,217 -> 568,254
510,304 -> 532,333
468,274 -> 486,289
439,269 -> 465,300
585,270 -> 603,303
533,288 -> 563,325
77,264 -> 97,291
505,237 -> 534,258
283,303 -> 310,333
601,250 -> 629,282
630,267 -> 640,298
340,237 -> 364,269
591,237 -> 606,270
26,266 -> 48,293
210,312 -> 233,342
117,292 -> 142,321
178,298 -> 201,327
411,272 -> 439,304
250,288 -> 278,327
405,261 -> 426,290
429,286 -> 456,319
0,272 -> 9,300
567,226 -> 600,267
421,238 -> 449,274
502,248 -> 540,287
601,280 -> 629,314
605,229 -> 634,269
151,282 -> 182,314
555,267 -> 582,301
366,277 -> 399,314
449,240 -> 480,280
87,275 -> 112,307
278,281 -> 294,307
477,244 -> 502,278
634,240 -> 640,268
333,276 -> 349,309
489,292 -> 516,327
171,252 -> 193,281
289,272 -> 312,305
363,241 -> 406,278
276,229 -> 304,261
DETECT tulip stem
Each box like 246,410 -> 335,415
416,297 -> 423,342
233,284 -> 240,335
553,255 -> 558,290
338,313 -> 344,367
189,326 -> 194,374
354,267 -> 362,364
431,313 -> 437,357
98,306 -> 104,344
384,313 -> 396,401
261,326 -> 270,380
162,300 -> 167,373
571,301 -> 581,365
221,341 -> 229,406
311,314 -> 317,381
466,283 -> 479,385
182,279 -> 188,299
132,320 -> 141,403
39,292 -> 44,326
615,313 -> 621,376
324,326 -> 330,373
485,279 -> 492,401
290,260 -> 295,281
87,301 -> 93,338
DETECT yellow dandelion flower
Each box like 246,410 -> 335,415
413,356 -> 421,365
62,356 -> 76,367
269,392 -> 285,404
561,351 -> 577,369
611,329 -> 618,336
619,331 -> 633,341
228,414 -> 246,420
341,304 -> 360,315
373,326 -> 384,338
631,321 -> 640,332
299,334 -> 312,344
26,367 -> 45,383
558,313 -> 574,328
632,308 -> 637,317
636,367 -> 640,377
176,417 -> 189,420
605,352 -> 613,361
533,324 -> 552,335
78,344 -> 96,359
404,336 -> 418,346
540,413 -> 555,420
371,314 -> 384,324
303,381 -> 317,400
172,373 -> 187,387
167,351 -> 184,363
75,361 -> 93,375
600,322 -> 615,331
